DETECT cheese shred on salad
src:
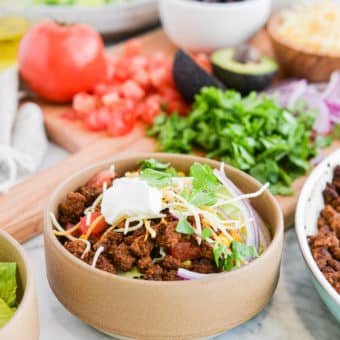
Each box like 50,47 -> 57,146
51,159 -> 271,281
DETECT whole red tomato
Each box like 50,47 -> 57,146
19,21 -> 106,103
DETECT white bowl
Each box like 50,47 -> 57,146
25,0 -> 159,36
159,0 -> 272,51
295,149 -> 340,321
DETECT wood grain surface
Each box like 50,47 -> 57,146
0,28 -> 339,242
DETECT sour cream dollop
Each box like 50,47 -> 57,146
101,177 -> 163,224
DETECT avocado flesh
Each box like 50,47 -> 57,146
211,48 -> 278,94
173,49 -> 225,103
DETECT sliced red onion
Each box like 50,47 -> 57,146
213,164 -> 259,252
321,71 -> 340,101
177,268 -> 210,280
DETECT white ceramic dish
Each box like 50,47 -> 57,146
25,0 -> 159,36
159,0 -> 272,51
295,149 -> 340,321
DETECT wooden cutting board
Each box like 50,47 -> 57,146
0,29 -> 339,243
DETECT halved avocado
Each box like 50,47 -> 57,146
173,49 -> 225,102
211,47 -> 278,95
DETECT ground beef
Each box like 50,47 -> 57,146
170,241 -> 202,261
64,240 -> 86,258
163,269 -> 181,281
137,256 -> 153,273
162,255 -> 182,270
113,243 -> 136,272
58,192 -> 86,225
95,255 -> 116,274
144,264 -> 163,281
191,258 -> 217,274
156,221 -> 181,249
130,235 -> 154,257
309,165 -> 340,294
77,185 -> 101,206
201,241 -> 214,260
94,230 -> 123,257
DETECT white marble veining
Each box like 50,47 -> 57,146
22,143 -> 340,340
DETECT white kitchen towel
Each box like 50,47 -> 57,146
0,67 -> 48,193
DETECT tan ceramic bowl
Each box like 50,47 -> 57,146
44,153 -> 284,340
0,231 -> 39,340
268,14 -> 340,82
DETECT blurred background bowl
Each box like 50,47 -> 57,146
268,14 -> 340,82
159,0 -> 272,52
295,149 -> 340,322
24,0 -> 159,37
0,231 -> 39,340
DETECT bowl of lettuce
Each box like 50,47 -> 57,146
0,231 -> 39,339
25,0 -> 159,36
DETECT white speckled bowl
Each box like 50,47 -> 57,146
295,149 -> 340,322
159,0 -> 272,51
26,0 -> 159,36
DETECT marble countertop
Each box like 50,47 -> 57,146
23,143 -> 339,340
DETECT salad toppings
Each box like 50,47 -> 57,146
19,21 -> 107,103
267,71 -> 340,135
101,177 -> 163,225
275,0 -> 340,55
308,165 -> 340,294
65,41 -> 190,135
148,87 -> 321,195
173,49 -> 224,102
52,159 -> 271,281
0,263 -> 17,328
211,46 -> 278,94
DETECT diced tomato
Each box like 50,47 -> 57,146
123,39 -> 142,58
121,80 -> 145,101
132,69 -> 151,90
107,108 -> 135,137
87,169 -> 116,189
140,94 -> 163,124
79,211 -> 107,236
73,92 -> 97,116
101,92 -> 121,107
84,111 -> 106,131
166,100 -> 190,116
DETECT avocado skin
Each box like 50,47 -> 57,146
173,49 -> 225,103
212,63 -> 277,95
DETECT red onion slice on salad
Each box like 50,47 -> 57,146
212,163 -> 260,252
176,268 -> 211,280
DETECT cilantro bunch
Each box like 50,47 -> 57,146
147,87 -> 328,195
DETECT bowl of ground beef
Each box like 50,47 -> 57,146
44,153 -> 283,339
296,149 -> 340,322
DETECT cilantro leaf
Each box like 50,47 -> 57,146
188,191 -> 217,207
140,168 -> 172,187
202,228 -> 213,241
176,217 -> 195,235
190,162 -> 219,193
139,158 -> 171,170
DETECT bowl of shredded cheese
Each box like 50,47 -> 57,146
268,0 -> 340,82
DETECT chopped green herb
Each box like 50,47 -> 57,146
202,228 -> 213,241
176,216 -> 195,235
139,158 -> 171,170
147,87 -> 321,195
140,168 -> 173,187
190,163 -> 219,193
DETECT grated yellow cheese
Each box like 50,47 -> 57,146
276,0 -> 340,55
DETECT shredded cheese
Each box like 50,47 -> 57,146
92,246 -> 104,268
83,215 -> 106,240
275,0 -> 340,55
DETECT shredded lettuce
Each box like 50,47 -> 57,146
0,263 -> 17,328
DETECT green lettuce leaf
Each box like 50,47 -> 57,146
0,297 -> 15,329
0,263 -> 17,308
